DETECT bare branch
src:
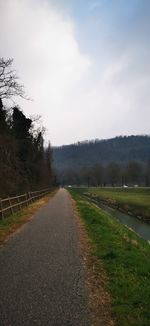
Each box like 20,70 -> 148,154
0,57 -> 30,101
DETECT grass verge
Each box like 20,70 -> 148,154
69,189 -> 150,326
75,187 -> 150,221
0,189 -> 57,245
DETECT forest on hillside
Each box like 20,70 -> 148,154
53,136 -> 150,186
0,58 -> 53,197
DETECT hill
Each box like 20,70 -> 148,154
53,136 -> 150,172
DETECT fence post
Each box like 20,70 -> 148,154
27,192 -> 29,204
32,192 -> 34,202
0,198 -> 4,220
28,192 -> 33,204
8,196 -> 13,215
25,193 -> 28,207
17,195 -> 22,210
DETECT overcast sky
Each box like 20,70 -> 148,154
0,0 -> 150,145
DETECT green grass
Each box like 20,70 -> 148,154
69,188 -> 150,326
0,208 -> 27,228
0,207 -> 31,245
74,187 -> 150,220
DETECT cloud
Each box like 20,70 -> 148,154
0,0 -> 91,143
0,0 -> 149,145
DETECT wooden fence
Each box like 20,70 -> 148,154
0,188 -> 51,219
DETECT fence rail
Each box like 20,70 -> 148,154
0,188 -> 51,219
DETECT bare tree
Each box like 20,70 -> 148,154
0,58 -> 28,100
107,162 -> 121,186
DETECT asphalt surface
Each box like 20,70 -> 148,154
0,189 -> 90,326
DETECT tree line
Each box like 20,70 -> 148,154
53,135 -> 150,186
0,58 -> 53,197
56,161 -> 150,187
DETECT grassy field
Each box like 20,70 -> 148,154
74,187 -> 150,220
69,188 -> 150,326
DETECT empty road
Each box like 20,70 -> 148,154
0,189 -> 90,326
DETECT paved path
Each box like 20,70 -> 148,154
0,189 -> 90,326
